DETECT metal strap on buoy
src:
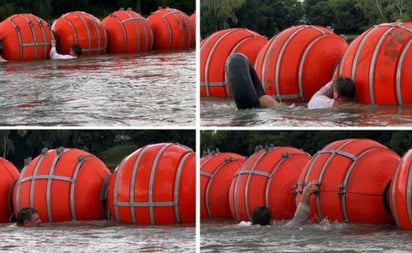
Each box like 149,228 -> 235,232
203,29 -> 235,97
397,40 -> 412,104
201,156 -> 236,218
233,150 -> 268,220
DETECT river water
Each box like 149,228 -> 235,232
0,221 -> 195,252
201,219 -> 412,252
0,50 -> 195,127
201,98 -> 412,127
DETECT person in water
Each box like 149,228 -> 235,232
16,207 -> 42,227
251,181 -> 320,227
226,53 -> 355,109
49,39 -> 82,60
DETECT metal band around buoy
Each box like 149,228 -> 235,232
201,157 -> 234,217
350,26 -> 375,86
264,151 -> 291,207
173,151 -> 192,223
46,147 -> 66,222
113,13 -> 128,52
148,143 -> 171,224
274,26 -> 306,101
396,40 -> 412,104
241,150 -> 269,220
161,13 -> 174,49
298,35 -> 325,101
369,26 -> 395,104
128,147 -> 147,224
390,159 -> 403,226
203,29 -> 233,97
69,155 -> 88,221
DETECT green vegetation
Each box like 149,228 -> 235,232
0,130 -> 195,170
201,0 -> 412,38
201,130 -> 412,157
98,144 -> 137,170
0,0 -> 195,22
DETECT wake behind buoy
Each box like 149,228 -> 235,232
390,149 -> 412,229
200,28 -> 268,97
13,147 -> 111,222
107,143 -> 195,225
102,10 -> 153,53
147,8 -> 193,50
201,151 -> 245,218
229,146 -> 311,222
0,157 -> 19,222
52,11 -> 107,56
0,13 -> 52,61
255,25 -> 347,102
339,22 -> 412,105
296,139 -> 399,224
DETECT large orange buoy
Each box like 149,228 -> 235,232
229,146 -> 311,222
200,28 -> 268,97
390,149 -> 412,229
102,10 -> 153,53
0,158 -> 19,222
0,14 -> 52,61
146,8 -> 193,50
255,25 -> 347,102
296,139 -> 399,224
189,13 -> 196,48
201,151 -> 245,219
107,143 -> 195,225
13,147 -> 111,223
51,11 -> 107,56
339,22 -> 412,105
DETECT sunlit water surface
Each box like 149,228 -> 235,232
201,98 -> 412,127
0,50 -> 195,127
201,219 -> 412,252
0,221 -> 195,252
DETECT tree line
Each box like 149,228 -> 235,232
201,130 -> 412,158
201,0 -> 412,38
0,130 -> 195,170
0,0 -> 195,22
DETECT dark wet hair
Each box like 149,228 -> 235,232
252,206 -> 272,226
71,44 -> 82,57
16,207 -> 38,227
335,77 -> 355,101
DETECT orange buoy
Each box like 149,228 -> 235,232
0,14 -> 52,61
390,149 -> 412,229
200,28 -> 268,97
255,25 -> 347,102
102,10 -> 153,53
296,139 -> 399,224
13,147 -> 111,223
107,143 -> 195,225
51,11 -> 107,56
339,22 -> 412,105
201,151 -> 245,219
146,8 -> 193,50
189,13 -> 196,48
229,146 -> 311,222
0,157 -> 19,222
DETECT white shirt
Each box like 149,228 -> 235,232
50,47 -> 76,60
307,81 -> 334,109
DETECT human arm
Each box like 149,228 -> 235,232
286,181 -> 320,227
49,40 -> 76,60
307,81 -> 334,109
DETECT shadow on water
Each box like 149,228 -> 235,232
201,98 -> 412,127
0,50 -> 195,127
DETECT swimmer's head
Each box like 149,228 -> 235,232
16,207 -> 42,227
70,44 -> 82,57
333,77 -> 355,103
252,206 -> 272,226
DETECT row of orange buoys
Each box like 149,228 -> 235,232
0,143 -> 195,225
201,138 -> 412,230
0,8 -> 196,61
201,22 -> 412,105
